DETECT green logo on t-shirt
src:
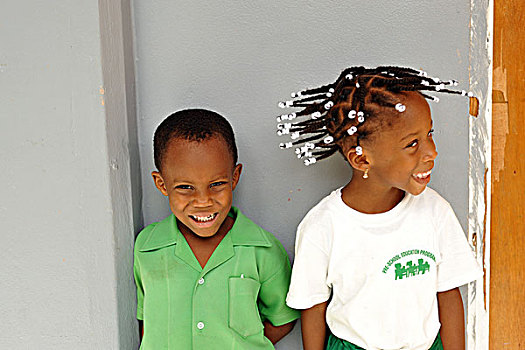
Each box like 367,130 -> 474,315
382,249 -> 436,279
394,259 -> 430,280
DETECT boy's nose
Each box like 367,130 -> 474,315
193,189 -> 213,206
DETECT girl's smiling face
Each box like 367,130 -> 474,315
362,92 -> 438,196
152,136 -> 242,238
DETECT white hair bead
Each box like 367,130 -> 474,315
346,74 -> 353,80
347,126 -> 357,135
432,96 -> 440,102
421,80 -> 430,86
304,158 -> 317,166
348,110 -> 356,119
295,148 -> 301,155
395,103 -> 406,112
279,142 -> 292,149
312,111 -> 322,119
326,92 -> 333,97
467,91 -> 474,97
355,82 -> 360,88
278,102 -> 286,108
357,116 -> 365,123
305,142 -> 315,149
355,146 -> 363,155
324,101 -> 334,110
357,111 -> 364,118
291,132 -> 300,140
324,136 -> 334,144
329,88 -> 335,93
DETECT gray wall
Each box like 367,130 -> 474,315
133,1 -> 471,348
0,1 -> 139,348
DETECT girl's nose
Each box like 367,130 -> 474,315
423,139 -> 438,161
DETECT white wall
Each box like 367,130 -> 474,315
0,1 -> 139,348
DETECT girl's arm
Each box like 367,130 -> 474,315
301,301 -> 328,350
437,287 -> 465,350
263,320 -> 296,344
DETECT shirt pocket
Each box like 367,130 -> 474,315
228,276 -> 263,338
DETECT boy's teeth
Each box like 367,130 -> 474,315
192,213 -> 216,222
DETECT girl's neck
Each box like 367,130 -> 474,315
341,177 -> 406,214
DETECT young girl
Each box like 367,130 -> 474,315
276,66 -> 483,350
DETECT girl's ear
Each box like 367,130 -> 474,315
345,147 -> 369,173
152,171 -> 169,196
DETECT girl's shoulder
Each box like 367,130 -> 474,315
416,187 -> 454,210
299,188 -> 344,227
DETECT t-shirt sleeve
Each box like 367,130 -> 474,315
133,249 -> 144,320
286,219 -> 331,309
436,203 -> 483,292
257,244 -> 301,326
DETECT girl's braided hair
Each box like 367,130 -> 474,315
276,66 -> 473,166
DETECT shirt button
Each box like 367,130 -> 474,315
197,322 -> 205,330
198,277 -> 205,285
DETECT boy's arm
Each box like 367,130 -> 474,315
301,301 -> 328,350
263,320 -> 296,344
437,287 -> 465,350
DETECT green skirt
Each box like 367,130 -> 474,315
326,333 -> 443,350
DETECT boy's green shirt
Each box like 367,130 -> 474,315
134,206 -> 300,349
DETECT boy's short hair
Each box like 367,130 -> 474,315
153,109 -> 238,172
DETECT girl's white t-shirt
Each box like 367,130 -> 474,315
286,187 -> 482,350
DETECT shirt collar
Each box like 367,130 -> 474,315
138,206 -> 271,252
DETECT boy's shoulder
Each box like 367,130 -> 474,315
229,206 -> 285,250
134,214 -> 177,254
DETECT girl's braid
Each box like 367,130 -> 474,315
276,66 -> 473,166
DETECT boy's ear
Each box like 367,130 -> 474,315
151,171 -> 169,196
231,163 -> 243,191
345,148 -> 369,173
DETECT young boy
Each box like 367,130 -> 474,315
134,109 -> 299,349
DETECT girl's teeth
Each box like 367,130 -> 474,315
414,170 -> 431,179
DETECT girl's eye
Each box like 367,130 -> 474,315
407,139 -> 418,148
175,185 -> 193,190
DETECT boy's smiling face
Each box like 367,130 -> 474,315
152,136 -> 242,238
